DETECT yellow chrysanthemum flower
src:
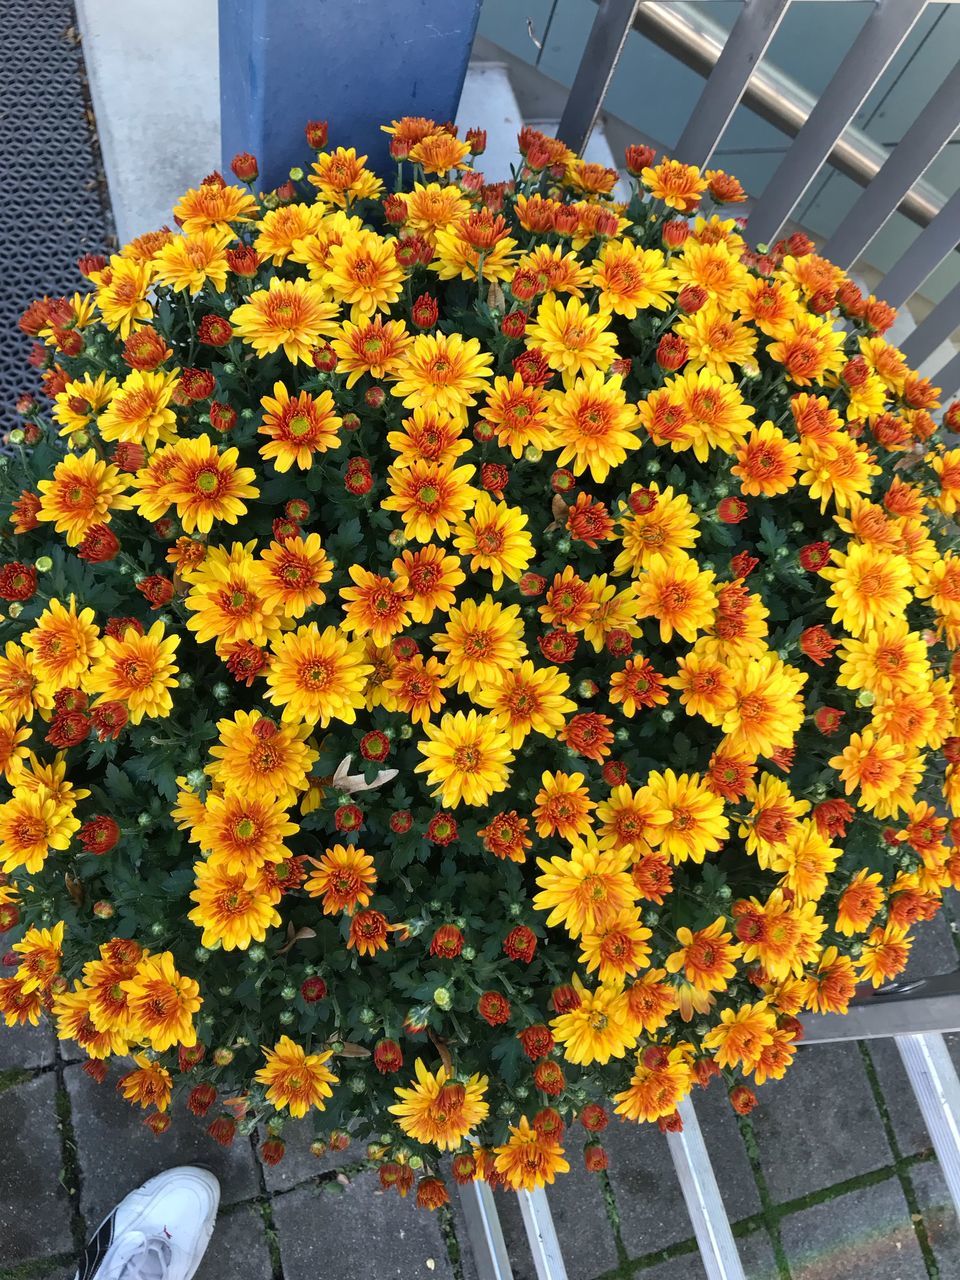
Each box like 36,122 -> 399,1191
255,1036 -> 339,1118
415,710 -> 514,808
389,1059 -> 489,1150
36,449 -> 133,546
86,619 -> 180,724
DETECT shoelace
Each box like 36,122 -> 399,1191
102,1230 -> 175,1280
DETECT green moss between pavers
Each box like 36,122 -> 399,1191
859,1042 -> 941,1279
254,1200 -> 284,1280
436,1198 -> 466,1280
0,1067 -> 31,1093
736,1113 -> 791,1279
53,1076 -> 86,1254
0,1254 -> 77,1280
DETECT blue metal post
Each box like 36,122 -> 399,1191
219,0 -> 483,188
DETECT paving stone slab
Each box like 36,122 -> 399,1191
194,1202 -> 275,1280
738,1229 -> 781,1280
907,1158 -> 960,1279
490,1156 -> 620,1280
779,1175 -> 928,1280
864,1040 -> 932,1159
603,1116 -> 694,1257
864,1034 -> 960,1159
256,1116 -> 358,1192
34,1266 -> 76,1280
65,1061 -> 259,1229
0,1074 -> 75,1264
631,1248 -> 706,1279
273,1172 -> 454,1280
448,1178 -> 482,1280
748,1042 -> 892,1203
0,1017 -> 55,1070
694,1081 -> 762,1222
901,911 -> 959,982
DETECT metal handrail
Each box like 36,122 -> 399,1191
632,1 -> 948,231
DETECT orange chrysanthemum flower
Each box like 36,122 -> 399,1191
305,844 -> 377,915
332,316 -> 412,386
259,382 -> 342,472
36,450 -> 132,547
159,435 -> 259,535
231,277 -> 339,364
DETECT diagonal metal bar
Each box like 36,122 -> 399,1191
896,1034 -> 960,1219
937,348 -> 960,402
517,1187 -> 569,1280
630,0 -> 944,230
556,0 -> 640,156
900,280 -> 960,367
747,0 -> 930,247
667,1096 -> 747,1280
823,59 -> 960,270
876,184 -> 960,308
458,1179 -> 515,1280
672,0 -> 791,170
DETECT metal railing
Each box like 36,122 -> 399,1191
459,5 -> 960,1274
460,973 -> 960,1280
555,0 -> 960,393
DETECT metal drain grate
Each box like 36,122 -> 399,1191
0,2 -> 112,433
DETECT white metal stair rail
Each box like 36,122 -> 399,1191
458,974 -> 960,1280
456,2 -> 960,1275
554,0 -> 960,392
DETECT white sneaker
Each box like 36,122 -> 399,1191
74,1166 -> 220,1280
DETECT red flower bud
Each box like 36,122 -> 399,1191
78,524 -> 120,563
429,924 -> 464,959
533,1059 -> 565,1095
78,816 -> 120,855
426,811 -> 458,845
198,314 -> 234,347
207,1116 -> 237,1147
359,730 -> 390,762
113,442 -> 147,471
798,541 -> 832,572
503,926 -> 537,964
580,1102 -> 609,1132
656,333 -> 688,371
478,991 -> 511,1026
390,809 -> 413,834
411,293 -> 439,330
662,219 -> 691,250
677,284 -> 707,313
518,1024 -> 554,1060
137,575 -> 175,609
717,496 -> 748,524
730,1085 -> 757,1115
373,1038 -> 403,1074
518,572 -> 547,597
300,976 -> 328,1004
501,309 -> 527,339
624,143 -> 656,176
179,368 -> 216,401
344,457 -> 373,495
122,328 -> 171,371
230,152 -> 258,182
481,463 -> 509,494
226,245 -> 260,277
584,1142 -> 608,1172
466,127 -> 487,156
305,120 -> 329,150
730,551 -> 759,579
0,562 -> 37,602
259,1137 -> 285,1166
